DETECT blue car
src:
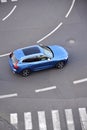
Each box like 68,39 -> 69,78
9,44 -> 68,77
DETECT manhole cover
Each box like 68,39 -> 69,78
69,39 -> 75,44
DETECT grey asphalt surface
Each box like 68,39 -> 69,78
0,116 -> 16,130
0,0 -> 87,130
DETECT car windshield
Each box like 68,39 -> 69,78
40,45 -> 53,58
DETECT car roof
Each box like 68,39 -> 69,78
22,45 -> 41,56
14,45 -> 44,60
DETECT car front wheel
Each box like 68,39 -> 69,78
21,69 -> 31,77
56,61 -> 65,69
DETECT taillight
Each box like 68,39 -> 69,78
13,62 -> 19,69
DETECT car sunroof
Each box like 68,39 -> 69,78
22,46 -> 40,55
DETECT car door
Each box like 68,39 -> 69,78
22,56 -> 54,71
32,55 -> 54,71
22,57 -> 44,71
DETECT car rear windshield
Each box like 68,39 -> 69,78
11,53 -> 18,64
22,47 -> 40,56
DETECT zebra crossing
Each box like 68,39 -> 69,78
0,0 -> 17,3
9,108 -> 87,130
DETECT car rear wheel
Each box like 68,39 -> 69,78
21,69 -> 31,77
56,61 -> 65,69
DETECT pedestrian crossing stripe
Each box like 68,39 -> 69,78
79,108 -> 87,130
38,111 -> 47,130
10,113 -> 18,129
11,0 -> 17,1
65,109 -> 75,130
24,112 -> 32,130
52,110 -> 61,130
1,0 -> 7,2
10,108 -> 87,130
0,0 -> 17,3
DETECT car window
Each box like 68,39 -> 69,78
40,55 -> 48,61
23,57 -> 40,63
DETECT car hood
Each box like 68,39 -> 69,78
49,45 -> 68,60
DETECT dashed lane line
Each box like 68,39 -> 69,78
0,93 -> 18,99
2,5 -> 17,21
0,0 -> 76,57
37,22 -> 63,43
65,0 -> 76,18
0,52 -> 11,57
35,86 -> 56,93
73,78 -> 87,84
37,0 -> 75,43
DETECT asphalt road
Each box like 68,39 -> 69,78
0,0 -> 87,130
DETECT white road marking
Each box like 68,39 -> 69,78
79,108 -> 87,130
37,22 -> 63,43
38,111 -> 47,130
10,113 -> 18,129
0,93 -> 18,99
1,0 -> 7,2
2,5 -> 17,21
37,0 -> 76,43
11,0 -> 17,1
0,52 -> 10,57
65,109 -> 75,130
65,0 -> 76,18
52,110 -> 61,130
10,108 -> 87,130
35,86 -> 56,93
24,112 -> 32,130
73,78 -> 87,84
1,0 -> 17,2
69,39 -> 75,44
0,0 -> 76,57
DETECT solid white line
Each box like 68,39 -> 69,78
73,78 -> 87,84
10,113 -> 18,129
38,111 -> 47,130
24,112 -> 32,130
2,5 -> 17,21
65,0 -> 76,18
65,109 -> 75,130
37,22 -> 63,43
52,110 -> 61,130
35,86 -> 56,93
0,52 -> 10,57
0,93 -> 18,99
